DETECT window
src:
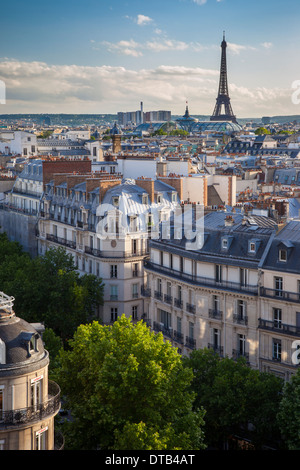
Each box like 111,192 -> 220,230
132,305 -> 138,320
238,334 -> 246,356
110,285 -> 118,300
111,307 -> 118,322
213,295 -> 220,311
0,387 -> 3,422
110,265 -> 117,278
35,427 -> 48,450
222,238 -> 228,250
279,249 -> 287,262
177,285 -> 182,302
177,317 -> 182,334
240,268 -> 248,287
215,264 -> 222,283
160,251 -> 164,266
274,276 -> 283,297
211,328 -> 220,348
142,194 -> 148,205
167,282 -> 172,298
31,376 -> 42,410
132,263 -> 138,277
112,197 -> 119,207
159,309 -> 172,329
132,283 -> 139,299
157,278 -> 162,294
237,300 -> 246,319
273,308 -> 282,328
273,339 -> 281,361
189,322 -> 194,339
249,242 -> 256,253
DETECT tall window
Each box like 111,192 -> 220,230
274,276 -> 283,297
31,377 -> 42,411
111,307 -> 118,322
212,328 -> 220,349
273,308 -> 282,329
132,305 -> 138,320
240,268 -> 248,287
35,428 -> 48,450
237,299 -> 246,319
0,388 -> 3,422
213,295 -> 220,312
189,322 -> 194,339
110,265 -> 117,278
273,339 -> 281,361
110,285 -> 118,301
132,283 -> 139,299
215,264 -> 222,283
177,317 -> 182,334
238,334 -> 246,356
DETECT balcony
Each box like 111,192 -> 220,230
141,286 -> 151,297
233,314 -> 248,326
232,349 -> 249,362
186,303 -> 196,314
144,260 -> 258,296
260,287 -> 300,304
164,294 -> 173,305
153,321 -> 172,338
173,330 -> 184,344
0,381 -> 60,428
154,290 -> 162,301
258,318 -> 300,337
208,309 -> 223,320
46,234 -> 76,249
185,336 -> 196,349
208,343 -> 224,356
174,298 -> 183,309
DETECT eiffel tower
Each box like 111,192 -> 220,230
210,32 -> 237,123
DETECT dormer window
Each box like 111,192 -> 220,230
222,238 -> 228,250
279,249 -> 287,262
249,241 -> 256,253
157,194 -> 162,204
112,196 -> 119,207
172,192 -> 177,203
142,194 -> 148,205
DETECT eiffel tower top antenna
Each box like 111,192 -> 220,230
210,32 -> 237,123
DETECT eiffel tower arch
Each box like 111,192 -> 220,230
210,32 -> 237,124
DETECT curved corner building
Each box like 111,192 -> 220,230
0,292 -> 62,450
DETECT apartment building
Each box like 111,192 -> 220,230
142,211 -> 277,368
259,220 -> 300,379
37,172 -> 180,324
0,292 -> 62,450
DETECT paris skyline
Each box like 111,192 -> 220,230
0,0 -> 299,117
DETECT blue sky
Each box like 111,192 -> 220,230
1,0 -> 300,117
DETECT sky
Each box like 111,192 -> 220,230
1,0 -> 300,118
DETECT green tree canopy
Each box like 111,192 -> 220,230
55,315 -> 206,450
277,369 -> 300,449
0,235 -> 104,343
183,348 -> 283,449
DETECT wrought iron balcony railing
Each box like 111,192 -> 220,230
258,318 -> 300,337
0,381 -> 61,428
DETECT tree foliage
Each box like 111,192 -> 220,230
0,234 -> 104,343
277,369 -> 300,449
55,315 -> 206,450
183,348 -> 283,449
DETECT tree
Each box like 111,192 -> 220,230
254,127 -> 271,135
55,315 -> 206,450
183,348 -> 283,449
277,370 -> 300,449
0,236 -> 104,343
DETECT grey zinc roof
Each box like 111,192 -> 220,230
153,211 -> 277,268
260,220 -> 300,274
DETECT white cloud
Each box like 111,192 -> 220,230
227,42 -> 257,54
192,0 -> 207,5
136,14 -> 153,25
261,42 -> 273,49
100,39 -> 143,57
0,58 -> 295,117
